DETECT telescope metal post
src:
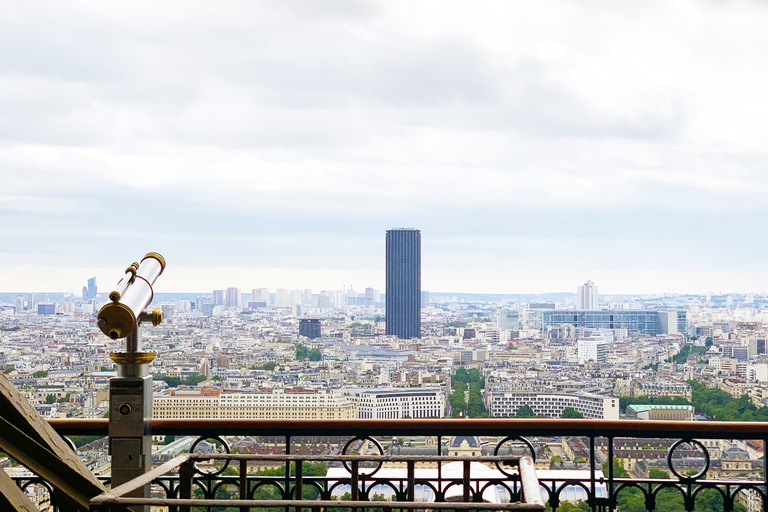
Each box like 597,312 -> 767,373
108,322 -> 155,512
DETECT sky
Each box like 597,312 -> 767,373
2,1 -> 768,295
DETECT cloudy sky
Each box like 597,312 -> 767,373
2,1 -> 768,295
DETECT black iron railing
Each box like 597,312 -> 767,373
11,418 -> 768,512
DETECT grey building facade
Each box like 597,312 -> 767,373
386,228 -> 421,339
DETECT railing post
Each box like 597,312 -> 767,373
240,458 -> 248,512
285,435 -> 291,512
351,459 -> 359,512
590,435 -> 596,512
608,436 -> 614,512
463,460 -> 471,502
178,458 -> 193,512
407,460 -> 415,502
295,458 -> 303,512
764,435 -> 767,512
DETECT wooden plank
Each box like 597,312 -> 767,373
0,416 -> 100,510
0,371 -> 104,490
93,453 -> 191,502
0,371 -> 105,512
0,466 -> 40,512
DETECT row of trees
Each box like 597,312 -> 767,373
449,367 -> 487,417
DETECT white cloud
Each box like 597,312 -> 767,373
2,1 -> 768,293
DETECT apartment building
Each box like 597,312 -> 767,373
485,391 -> 619,419
344,387 -> 446,419
153,387 -> 356,419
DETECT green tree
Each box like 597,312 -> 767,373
467,383 -> 487,417
515,404 -> 535,418
308,348 -> 322,361
3,365 -> 15,373
45,394 -> 56,404
33,370 -> 48,378
296,344 -> 309,361
561,407 -> 584,418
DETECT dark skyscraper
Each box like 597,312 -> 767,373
386,228 -> 421,339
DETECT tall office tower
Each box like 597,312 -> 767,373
213,289 -> 224,305
15,295 -> 24,314
87,277 -> 97,299
577,280 -> 598,310
27,292 -> 36,311
252,288 -> 270,303
385,228 -> 421,339
302,289 -> 313,304
225,287 -> 241,307
365,287 -> 375,306
290,289 -> 302,307
275,288 -> 290,307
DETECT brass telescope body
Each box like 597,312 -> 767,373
97,252 -> 166,340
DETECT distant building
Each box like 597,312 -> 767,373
37,304 -> 55,315
275,289 -> 290,308
344,387 -> 445,419
486,391 -> 618,419
544,310 -> 682,336
386,228 -> 421,339
577,280 -> 598,310
212,289 -> 224,305
577,335 -> 608,364
153,387 -> 355,419
15,295 -> 24,314
364,287 -> 378,306
82,277 -> 97,301
299,318 -> 321,339
252,288 -> 270,303
225,287 -> 241,308
627,404 -> 695,421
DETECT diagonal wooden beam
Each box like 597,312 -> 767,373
0,372 -> 104,489
0,371 -> 105,512
0,415 -> 101,510
0,465 -> 39,512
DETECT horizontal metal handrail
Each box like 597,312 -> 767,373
90,453 -> 545,510
48,417 -> 768,438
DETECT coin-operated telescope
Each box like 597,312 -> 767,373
97,252 -> 166,341
97,252 -> 166,510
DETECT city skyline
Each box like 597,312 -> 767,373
3,3 -> 768,295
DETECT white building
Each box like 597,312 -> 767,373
225,287 -> 241,308
275,289 -> 290,307
252,288 -> 270,303
485,391 -> 619,419
344,387 -> 446,419
577,280 -> 598,310
577,335 -> 608,364
153,387 -> 356,419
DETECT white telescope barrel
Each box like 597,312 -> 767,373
109,262 -> 139,302
97,253 -> 166,340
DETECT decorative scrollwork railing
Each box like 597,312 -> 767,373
18,418 -> 768,511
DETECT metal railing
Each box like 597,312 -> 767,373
16,418 -> 768,511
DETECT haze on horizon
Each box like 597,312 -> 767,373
2,1 -> 768,296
